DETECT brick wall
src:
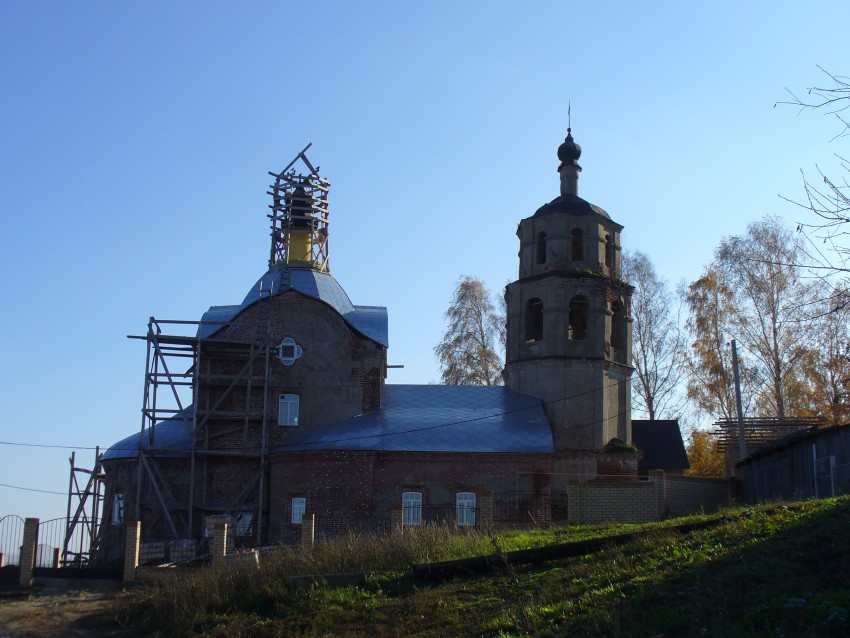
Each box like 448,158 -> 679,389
566,482 -> 659,525
269,450 -> 552,538
664,475 -> 732,517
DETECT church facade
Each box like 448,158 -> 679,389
101,132 -> 648,550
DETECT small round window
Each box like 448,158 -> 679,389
277,337 -> 303,366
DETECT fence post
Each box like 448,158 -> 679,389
479,492 -> 493,529
123,521 -> 141,585
301,513 -> 315,547
651,469 -> 666,520
52,547 -> 61,569
0,552 -> 5,568
390,507 -> 403,536
18,517 -> 39,587
212,523 -> 228,566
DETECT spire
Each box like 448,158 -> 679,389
557,107 -> 582,196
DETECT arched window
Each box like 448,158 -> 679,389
525,298 -> 544,342
611,301 -> 626,351
536,232 -> 547,264
571,228 -> 583,261
569,296 -> 588,340
604,234 -> 614,274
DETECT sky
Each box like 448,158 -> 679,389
0,1 -> 847,521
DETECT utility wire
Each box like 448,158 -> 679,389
0,378 -> 640,453
0,482 -> 67,496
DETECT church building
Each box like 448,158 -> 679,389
100,131 -> 663,551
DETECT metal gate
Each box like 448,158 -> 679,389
32,516 -> 122,580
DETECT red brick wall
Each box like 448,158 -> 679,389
268,450 -> 552,539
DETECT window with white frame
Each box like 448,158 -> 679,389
112,493 -> 124,525
279,394 -> 299,426
456,492 -> 476,526
291,497 -> 306,524
402,491 -> 422,526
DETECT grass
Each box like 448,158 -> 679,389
101,497 -> 850,637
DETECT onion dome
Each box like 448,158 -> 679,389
557,129 -> 581,167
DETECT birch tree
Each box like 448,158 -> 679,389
622,250 -> 686,420
716,216 -> 817,418
434,276 -> 504,385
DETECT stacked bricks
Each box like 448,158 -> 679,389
212,523 -> 228,566
18,517 -> 39,587
123,520 -> 142,585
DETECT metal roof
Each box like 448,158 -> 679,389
197,266 -> 388,347
278,385 -> 554,454
631,419 -> 689,470
102,386 -> 554,460
102,408 -> 194,461
534,193 -> 612,221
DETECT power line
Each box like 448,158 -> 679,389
0,378 -> 639,453
0,482 -> 67,496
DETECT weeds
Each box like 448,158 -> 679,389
104,497 -> 850,637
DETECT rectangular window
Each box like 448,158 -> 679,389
233,511 -> 254,537
456,492 -> 476,526
278,394 -> 299,426
112,493 -> 124,525
291,497 -> 306,524
402,491 -> 422,526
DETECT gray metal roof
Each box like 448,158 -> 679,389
102,386 -> 554,460
197,266 -> 388,347
534,194 -> 611,220
102,408 -> 193,461
631,419 -> 689,470
278,384 -> 554,453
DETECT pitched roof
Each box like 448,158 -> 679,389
102,385 -> 554,461
631,419 -> 689,470
277,385 -> 554,454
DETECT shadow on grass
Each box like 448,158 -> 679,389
548,499 -> 850,637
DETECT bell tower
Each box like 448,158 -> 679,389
504,128 -> 633,451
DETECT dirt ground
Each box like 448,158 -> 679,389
0,578 -> 120,638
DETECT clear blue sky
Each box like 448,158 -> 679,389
1,1 -> 846,520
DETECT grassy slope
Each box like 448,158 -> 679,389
104,497 -> 850,637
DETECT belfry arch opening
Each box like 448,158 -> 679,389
568,296 -> 588,340
536,232 -> 547,265
525,298 -> 544,342
571,229 -> 583,261
611,300 -> 627,351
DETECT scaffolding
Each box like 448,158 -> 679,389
268,143 -> 330,271
62,448 -> 105,566
712,416 -> 825,453
115,148 -> 329,545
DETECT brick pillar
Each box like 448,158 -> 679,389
301,514 -> 315,547
390,507 -> 403,536
479,492 -> 493,529
212,523 -> 228,567
123,521 -> 141,585
18,517 -> 39,588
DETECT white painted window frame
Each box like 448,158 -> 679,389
402,491 -> 422,526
